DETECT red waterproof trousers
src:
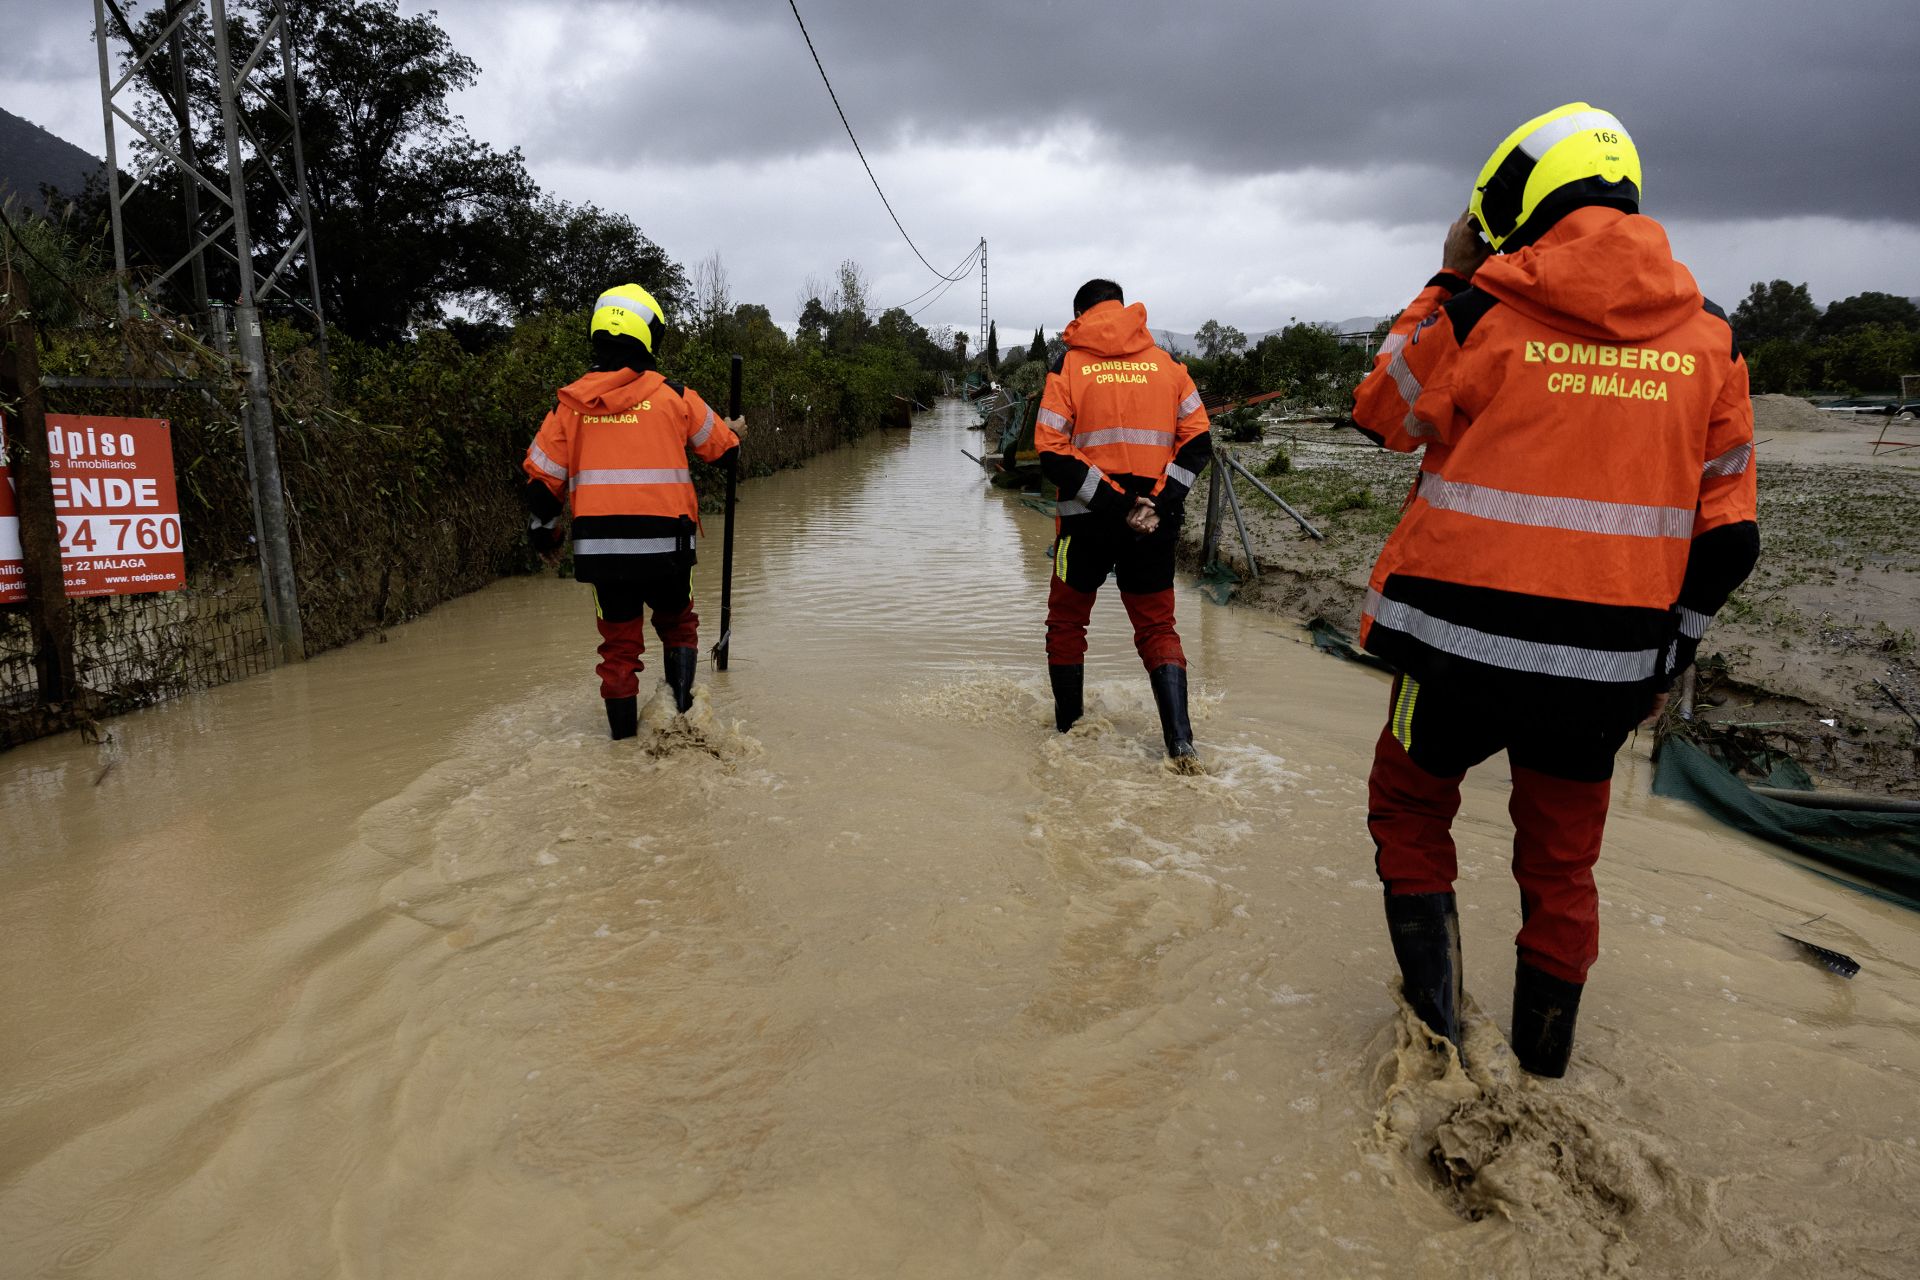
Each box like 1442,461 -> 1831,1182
1045,510 -> 1185,669
1367,674 -> 1636,984
592,570 -> 697,700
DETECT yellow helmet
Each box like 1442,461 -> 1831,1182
1469,103 -> 1641,251
590,284 -> 667,351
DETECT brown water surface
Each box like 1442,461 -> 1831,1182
3,400 -> 1916,1277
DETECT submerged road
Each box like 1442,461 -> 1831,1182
3,400 -> 1916,1278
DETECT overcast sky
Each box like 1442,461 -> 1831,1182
6,0 -> 1917,339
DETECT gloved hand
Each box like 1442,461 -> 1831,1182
726,415 -> 748,439
528,517 -> 562,557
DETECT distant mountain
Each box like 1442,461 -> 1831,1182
0,107 -> 102,211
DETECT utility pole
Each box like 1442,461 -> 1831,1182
210,0 -> 302,661
93,0 -> 318,662
92,0 -> 328,341
978,237 -> 989,364
0,260 -> 81,708
166,2 -> 211,325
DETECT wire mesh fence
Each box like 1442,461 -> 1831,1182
0,562 -> 272,744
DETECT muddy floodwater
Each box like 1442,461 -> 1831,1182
3,401 -> 1917,1278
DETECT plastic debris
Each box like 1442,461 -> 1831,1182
1778,933 -> 1861,979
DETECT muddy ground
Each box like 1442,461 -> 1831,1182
1180,407 -> 1920,796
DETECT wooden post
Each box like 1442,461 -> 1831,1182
0,259 -> 81,707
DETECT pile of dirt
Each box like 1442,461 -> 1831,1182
1751,393 -> 1838,432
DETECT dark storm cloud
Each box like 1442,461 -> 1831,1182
495,0 -> 1917,226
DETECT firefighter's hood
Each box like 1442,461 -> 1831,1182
558,367 -> 660,415
1061,301 -> 1158,359
1471,206 -> 1702,342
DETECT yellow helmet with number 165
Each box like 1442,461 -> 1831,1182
1469,103 -> 1641,252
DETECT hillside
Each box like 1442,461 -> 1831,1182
0,107 -> 101,210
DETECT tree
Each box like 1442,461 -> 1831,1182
484,196 -> 685,321
239,0 -> 539,342
834,259 -> 870,320
1817,324 -> 1920,394
824,258 -> 872,351
1029,327 -> 1046,362
724,302 -> 787,360
1731,280 -> 1819,347
1248,321 -> 1366,405
93,0 -> 688,344
986,320 -> 999,371
691,251 -> 732,340
1818,291 -> 1920,337
797,296 -> 830,345
1746,337 -> 1814,395
1194,318 -> 1247,359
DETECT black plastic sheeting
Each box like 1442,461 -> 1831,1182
1653,737 -> 1920,912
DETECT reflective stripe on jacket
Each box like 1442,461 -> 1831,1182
523,367 -> 739,580
1350,206 -> 1758,691
1036,301 -> 1211,516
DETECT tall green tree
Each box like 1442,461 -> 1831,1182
986,320 -> 998,371
1194,318 -> 1247,359
1731,280 -> 1819,346
1745,338 -> 1814,395
484,196 -> 686,322
1818,291 -> 1920,336
1029,327 -> 1046,362
1817,325 -> 1920,394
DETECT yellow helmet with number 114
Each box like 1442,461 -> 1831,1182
1469,103 -> 1641,251
590,284 -> 667,351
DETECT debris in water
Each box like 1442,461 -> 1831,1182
1779,933 -> 1860,978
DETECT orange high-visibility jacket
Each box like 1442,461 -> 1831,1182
1351,206 -> 1758,694
522,367 -> 738,581
1036,301 -> 1212,516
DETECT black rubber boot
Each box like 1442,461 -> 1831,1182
1511,961 -> 1583,1078
605,695 -> 638,740
665,646 -> 697,714
1147,663 -> 1197,760
1049,664 -> 1084,732
1384,891 -> 1464,1052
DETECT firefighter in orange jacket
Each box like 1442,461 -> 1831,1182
1351,105 -> 1759,1076
523,284 -> 743,739
1037,279 -> 1212,761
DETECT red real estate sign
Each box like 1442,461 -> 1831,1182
0,415 -> 185,602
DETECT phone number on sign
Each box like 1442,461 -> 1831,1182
57,514 -> 183,556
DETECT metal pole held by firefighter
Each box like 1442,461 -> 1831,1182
712,354 -> 742,671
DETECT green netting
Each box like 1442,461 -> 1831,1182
1652,737 -> 1920,911
1197,562 -> 1240,605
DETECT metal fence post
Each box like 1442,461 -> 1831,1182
0,261 -> 81,707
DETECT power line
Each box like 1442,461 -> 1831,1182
887,240 -> 980,314
787,0 -> 972,283
910,266 -> 972,321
